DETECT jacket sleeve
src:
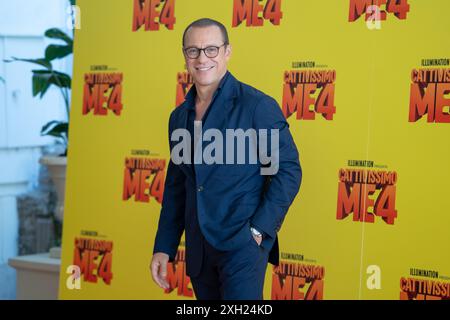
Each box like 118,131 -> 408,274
152,112 -> 186,262
250,95 -> 302,249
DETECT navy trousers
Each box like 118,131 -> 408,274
190,233 -> 270,300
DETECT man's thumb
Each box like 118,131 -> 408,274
159,260 -> 167,277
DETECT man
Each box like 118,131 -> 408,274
151,18 -> 302,300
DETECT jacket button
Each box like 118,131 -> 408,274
197,186 -> 204,192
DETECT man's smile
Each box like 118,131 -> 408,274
195,66 -> 214,71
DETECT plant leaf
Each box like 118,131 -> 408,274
4,57 -> 52,69
44,28 -> 73,46
31,70 -> 71,98
45,44 -> 73,61
32,72 -> 52,97
41,121 -> 68,138
41,120 -> 61,133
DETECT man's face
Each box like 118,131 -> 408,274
183,25 -> 232,89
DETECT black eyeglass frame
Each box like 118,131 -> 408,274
183,43 -> 228,59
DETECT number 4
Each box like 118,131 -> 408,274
263,0 -> 283,25
160,0 -> 176,30
386,0 -> 410,20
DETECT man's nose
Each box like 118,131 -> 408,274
197,49 -> 209,63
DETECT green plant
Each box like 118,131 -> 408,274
4,0 -> 76,156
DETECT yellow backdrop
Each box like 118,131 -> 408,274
59,0 -> 450,300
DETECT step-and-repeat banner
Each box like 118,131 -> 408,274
59,0 -> 450,299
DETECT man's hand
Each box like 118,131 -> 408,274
252,234 -> 262,246
150,252 -> 170,289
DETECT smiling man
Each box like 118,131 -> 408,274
150,18 -> 302,300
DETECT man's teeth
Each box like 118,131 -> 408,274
197,66 -> 213,71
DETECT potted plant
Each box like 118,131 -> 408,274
4,0 -> 76,256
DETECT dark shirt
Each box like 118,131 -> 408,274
185,71 -> 231,176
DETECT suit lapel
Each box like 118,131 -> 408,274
195,74 -> 239,186
173,72 -> 239,186
174,105 -> 196,184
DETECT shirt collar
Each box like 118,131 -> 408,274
185,70 -> 230,110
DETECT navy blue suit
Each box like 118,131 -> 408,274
153,71 -> 302,299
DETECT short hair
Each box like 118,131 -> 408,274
182,18 -> 229,47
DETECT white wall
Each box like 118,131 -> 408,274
0,0 -> 74,299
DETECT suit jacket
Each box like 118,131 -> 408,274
153,71 -> 302,277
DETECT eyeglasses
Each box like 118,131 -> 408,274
183,44 -> 227,59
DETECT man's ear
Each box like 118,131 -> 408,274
181,48 -> 187,69
225,44 -> 232,58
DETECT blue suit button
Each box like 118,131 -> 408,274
197,186 -> 204,192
